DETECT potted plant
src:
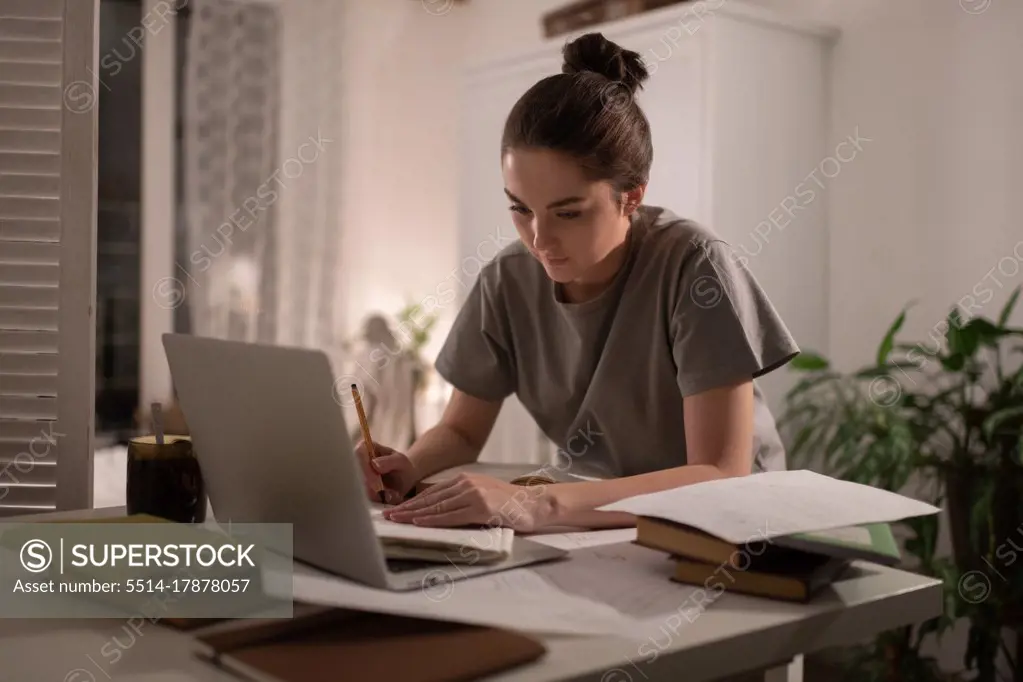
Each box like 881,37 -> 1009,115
394,301 -> 438,396
779,286 -> 1023,682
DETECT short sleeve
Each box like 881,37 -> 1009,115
433,272 -> 517,402
670,239 -> 799,397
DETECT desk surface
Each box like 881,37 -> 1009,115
0,506 -> 943,682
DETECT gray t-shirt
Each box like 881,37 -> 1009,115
434,205 -> 800,477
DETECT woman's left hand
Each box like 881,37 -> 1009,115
382,473 -> 554,533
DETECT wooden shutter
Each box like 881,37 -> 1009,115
0,0 -> 97,516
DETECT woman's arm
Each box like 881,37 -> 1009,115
543,379 -> 755,527
404,388 -> 502,482
385,379 -> 756,531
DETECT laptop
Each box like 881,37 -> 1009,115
161,333 -> 567,591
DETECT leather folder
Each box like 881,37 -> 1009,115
195,607 -> 547,682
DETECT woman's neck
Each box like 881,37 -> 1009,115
561,220 -> 633,303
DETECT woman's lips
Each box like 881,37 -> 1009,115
543,255 -> 569,266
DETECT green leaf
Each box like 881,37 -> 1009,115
941,353 -> 966,371
876,309 -> 907,366
854,361 -> 923,379
962,316 -> 1018,350
789,352 -> 829,371
946,310 -> 981,358
982,405 -> 1023,441
997,285 -> 1021,327
966,317 -> 1004,345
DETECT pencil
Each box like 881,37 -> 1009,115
351,384 -> 387,504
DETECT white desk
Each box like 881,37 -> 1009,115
0,506 -> 943,682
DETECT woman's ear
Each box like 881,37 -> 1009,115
621,185 -> 646,215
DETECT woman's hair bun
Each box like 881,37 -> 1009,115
562,32 -> 649,94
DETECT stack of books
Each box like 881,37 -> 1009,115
634,516 -> 900,602
597,469 -> 942,604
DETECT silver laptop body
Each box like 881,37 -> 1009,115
161,333 -> 566,591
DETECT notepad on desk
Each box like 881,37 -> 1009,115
370,506 -> 514,565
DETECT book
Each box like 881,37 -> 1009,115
193,607 -> 547,682
370,505 -> 514,564
635,516 -> 902,567
600,469 -> 938,550
671,553 -> 850,603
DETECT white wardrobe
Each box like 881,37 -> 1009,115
457,3 -> 838,465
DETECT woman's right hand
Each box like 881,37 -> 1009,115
355,440 -> 419,505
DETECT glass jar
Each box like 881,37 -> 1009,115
126,435 -> 206,523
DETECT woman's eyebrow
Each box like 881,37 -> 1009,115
503,189 -> 585,209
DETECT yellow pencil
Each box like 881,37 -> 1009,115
351,384 -> 387,503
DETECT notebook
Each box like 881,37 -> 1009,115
194,606 -> 547,682
671,553 -> 850,603
635,516 -> 901,567
370,506 -> 514,564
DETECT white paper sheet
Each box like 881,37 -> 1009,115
263,562 -> 640,637
528,541 -> 718,622
369,506 -> 514,560
527,528 -> 638,551
598,469 -> 940,544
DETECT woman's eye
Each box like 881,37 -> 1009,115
509,205 -> 530,215
556,211 -> 582,220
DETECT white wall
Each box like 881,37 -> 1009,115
463,0 -> 563,58
336,0 -> 466,361
828,0 -> 1023,366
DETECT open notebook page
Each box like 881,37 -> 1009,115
369,506 -> 514,561
598,469 -> 940,544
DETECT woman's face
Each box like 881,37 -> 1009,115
502,147 -> 635,284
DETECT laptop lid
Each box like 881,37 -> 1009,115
161,333 -> 391,588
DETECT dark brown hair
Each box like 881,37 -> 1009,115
501,32 -> 653,199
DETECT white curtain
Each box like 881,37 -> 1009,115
275,0 -> 342,350
183,0 -> 342,350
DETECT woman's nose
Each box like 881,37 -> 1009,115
532,220 -> 557,251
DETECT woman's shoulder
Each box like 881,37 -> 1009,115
634,205 -> 733,266
472,238 -> 541,302
478,238 -> 532,277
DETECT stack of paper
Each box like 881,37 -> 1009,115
370,509 -> 514,564
263,563 -> 642,637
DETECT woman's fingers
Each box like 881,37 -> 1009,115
370,453 -> 408,475
405,507 -> 481,527
388,489 -> 476,524
387,478 -> 465,514
354,446 -> 381,500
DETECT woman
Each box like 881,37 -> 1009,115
359,32 -> 799,532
